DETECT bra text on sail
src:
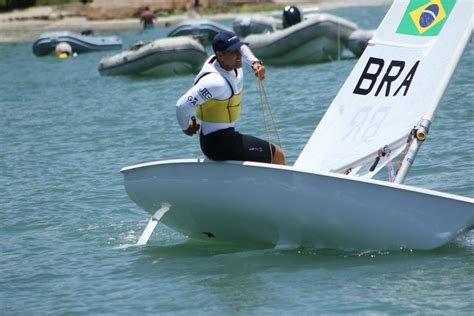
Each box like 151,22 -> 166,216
353,57 -> 420,97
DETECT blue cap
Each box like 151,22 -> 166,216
212,31 -> 247,52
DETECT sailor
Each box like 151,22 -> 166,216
140,6 -> 155,30
176,31 -> 285,165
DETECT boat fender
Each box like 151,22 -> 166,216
55,42 -> 72,59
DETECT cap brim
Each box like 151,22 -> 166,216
224,41 -> 248,52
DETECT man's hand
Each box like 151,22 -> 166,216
251,61 -> 265,80
183,117 -> 200,136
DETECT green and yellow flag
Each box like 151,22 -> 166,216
397,0 -> 456,36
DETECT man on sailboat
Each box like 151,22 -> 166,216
176,31 -> 285,165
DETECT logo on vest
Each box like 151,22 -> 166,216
187,95 -> 198,105
199,88 -> 212,100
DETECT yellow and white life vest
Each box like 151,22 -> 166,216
194,57 -> 243,123
195,90 -> 242,123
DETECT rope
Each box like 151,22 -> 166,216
256,77 -> 281,145
387,152 -> 395,182
259,79 -> 281,147
256,77 -> 282,163
256,77 -> 273,161
396,129 -> 416,173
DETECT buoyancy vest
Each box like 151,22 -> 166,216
194,58 -> 242,123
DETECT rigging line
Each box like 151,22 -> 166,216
387,152 -> 395,182
396,128 -> 416,173
256,76 -> 274,162
258,79 -> 282,148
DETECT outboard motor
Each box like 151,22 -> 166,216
282,5 -> 302,28
81,29 -> 94,36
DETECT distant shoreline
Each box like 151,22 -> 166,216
0,0 -> 392,44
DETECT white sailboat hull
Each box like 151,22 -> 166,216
121,159 -> 474,250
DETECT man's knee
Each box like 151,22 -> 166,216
273,146 -> 285,165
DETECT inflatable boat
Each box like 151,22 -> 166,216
346,29 -> 375,57
233,15 -> 282,37
98,36 -> 207,76
167,19 -> 232,44
32,31 -> 122,56
244,13 -> 359,65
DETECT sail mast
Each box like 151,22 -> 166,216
394,119 -> 430,184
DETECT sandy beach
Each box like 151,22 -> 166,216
0,0 -> 392,43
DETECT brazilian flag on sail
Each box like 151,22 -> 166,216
397,0 -> 456,36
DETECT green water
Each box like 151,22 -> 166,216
1,5 -> 473,315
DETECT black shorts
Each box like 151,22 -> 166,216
200,128 -> 275,163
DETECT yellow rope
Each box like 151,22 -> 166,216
257,77 -> 273,161
256,77 -> 281,162
259,79 -> 281,148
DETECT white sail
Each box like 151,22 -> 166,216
295,0 -> 473,179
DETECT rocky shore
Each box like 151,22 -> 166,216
0,0 -> 391,43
